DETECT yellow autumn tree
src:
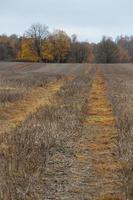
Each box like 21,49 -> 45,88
42,40 -> 54,62
43,30 -> 71,62
17,38 -> 39,62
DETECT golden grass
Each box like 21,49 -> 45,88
0,76 -> 72,134
83,69 -> 121,197
85,72 -> 114,126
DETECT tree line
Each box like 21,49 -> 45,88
0,23 -> 133,63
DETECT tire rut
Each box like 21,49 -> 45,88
66,69 -> 121,199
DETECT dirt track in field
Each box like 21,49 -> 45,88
85,70 -> 121,198
0,76 -> 72,134
65,69 -> 121,199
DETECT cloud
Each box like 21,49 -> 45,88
0,0 -> 133,42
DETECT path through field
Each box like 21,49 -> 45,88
64,69 -> 121,199
84,69 -> 121,198
0,76 -> 72,134
71,71 -> 119,199
43,68 -> 122,200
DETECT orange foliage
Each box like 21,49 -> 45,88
43,30 -> 71,62
17,38 -> 39,61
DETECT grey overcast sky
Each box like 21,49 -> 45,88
0,0 -> 132,42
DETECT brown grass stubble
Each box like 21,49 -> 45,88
101,65 -> 133,200
0,75 -> 73,200
0,66 -> 95,200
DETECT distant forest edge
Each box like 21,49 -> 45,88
0,23 -> 133,63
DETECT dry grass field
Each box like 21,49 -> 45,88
0,62 -> 132,200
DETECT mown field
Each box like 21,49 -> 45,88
0,62 -> 133,200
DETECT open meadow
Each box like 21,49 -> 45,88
0,63 -> 133,200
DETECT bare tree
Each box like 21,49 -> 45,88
26,23 -> 49,62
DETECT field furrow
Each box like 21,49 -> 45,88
64,69 -> 121,199
0,76 -> 72,134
